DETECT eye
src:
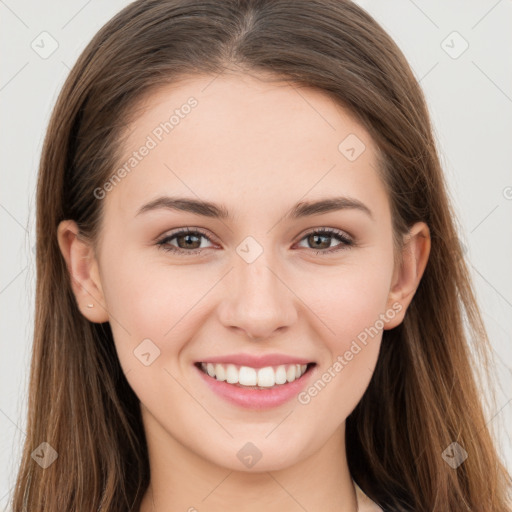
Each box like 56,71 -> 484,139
295,227 -> 354,255
156,227 -> 215,256
156,226 -> 355,256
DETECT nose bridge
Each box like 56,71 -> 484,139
218,237 -> 297,340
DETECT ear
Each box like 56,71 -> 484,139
383,221 -> 431,330
57,220 -> 109,323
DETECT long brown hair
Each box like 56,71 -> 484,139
11,0 -> 512,510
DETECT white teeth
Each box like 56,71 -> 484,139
214,363 -> 226,381
226,364 -> 238,384
275,365 -> 287,385
199,362 -> 309,387
239,366 -> 257,386
257,367 -> 275,387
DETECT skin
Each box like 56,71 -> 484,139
57,72 -> 430,512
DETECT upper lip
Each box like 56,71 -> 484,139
196,353 -> 314,368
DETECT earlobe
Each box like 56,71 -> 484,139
56,220 -> 109,323
384,222 -> 431,330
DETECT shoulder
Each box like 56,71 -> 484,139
354,481 -> 384,511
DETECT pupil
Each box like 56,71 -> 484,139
311,234 -> 329,249
180,234 -> 199,248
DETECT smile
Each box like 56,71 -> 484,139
196,362 -> 313,389
194,361 -> 317,409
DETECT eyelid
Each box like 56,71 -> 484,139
156,226 -> 352,243
293,227 -> 355,254
157,226 -> 215,241
298,226 -> 353,241
155,226 -> 217,246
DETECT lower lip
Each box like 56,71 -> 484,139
195,364 -> 316,410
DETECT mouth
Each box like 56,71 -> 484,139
194,361 -> 316,390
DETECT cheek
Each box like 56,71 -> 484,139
100,257 -> 211,414
307,259 -> 392,345
295,262 -> 390,413
98,249 -> 214,364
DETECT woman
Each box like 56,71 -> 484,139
10,0 -> 512,510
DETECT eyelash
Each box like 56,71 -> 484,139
156,226 -> 355,256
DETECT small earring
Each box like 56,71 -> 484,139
86,303 -> 94,308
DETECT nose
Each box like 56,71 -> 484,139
217,250 -> 298,342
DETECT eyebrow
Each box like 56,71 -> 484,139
136,195 -> 374,221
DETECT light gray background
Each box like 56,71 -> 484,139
1,0 -> 511,508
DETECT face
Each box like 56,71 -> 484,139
60,72 -> 429,473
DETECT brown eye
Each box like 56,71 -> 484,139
174,232 -> 203,250
156,226 -> 354,257
296,228 -> 354,254
156,228 -> 214,255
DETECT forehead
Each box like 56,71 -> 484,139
106,72 -> 387,223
